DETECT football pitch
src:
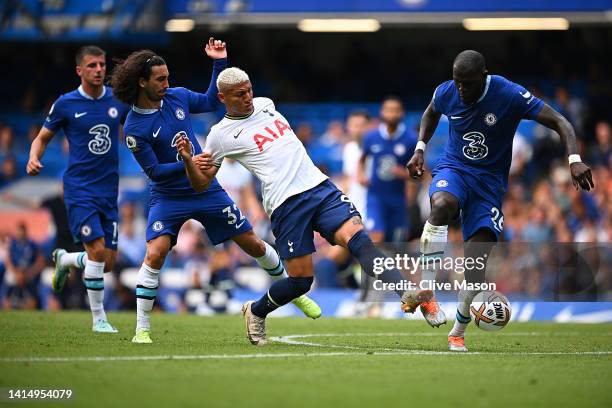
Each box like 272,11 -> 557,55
1,311 -> 610,408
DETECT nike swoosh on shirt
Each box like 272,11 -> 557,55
74,112 -> 87,118
153,127 -> 161,138
450,115 -> 462,119
233,129 -> 244,139
235,219 -> 246,229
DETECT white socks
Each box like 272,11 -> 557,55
83,260 -> 106,323
449,289 -> 479,337
136,263 -> 160,331
256,242 -> 285,278
420,221 -> 448,286
60,251 -> 87,269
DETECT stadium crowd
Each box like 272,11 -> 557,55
0,84 -> 610,311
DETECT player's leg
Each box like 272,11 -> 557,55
308,182 -> 405,296
133,199 -> 184,344
79,237 -> 117,333
243,253 -> 315,345
404,169 -> 467,326
132,234 -> 172,344
242,190 -> 319,345
85,208 -> 120,333
448,192 -> 501,351
231,230 -> 321,319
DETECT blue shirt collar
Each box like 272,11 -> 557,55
476,75 -> 491,104
78,85 -> 106,100
132,99 -> 163,115
378,123 -> 406,140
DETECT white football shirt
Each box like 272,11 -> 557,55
205,97 -> 328,216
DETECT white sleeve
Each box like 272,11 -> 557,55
204,129 -> 225,167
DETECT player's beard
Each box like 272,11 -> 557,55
145,87 -> 164,102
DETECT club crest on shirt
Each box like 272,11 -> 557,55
108,107 -> 118,118
484,113 -> 497,126
175,108 -> 185,120
152,221 -> 164,232
394,143 -> 406,156
436,179 -> 449,188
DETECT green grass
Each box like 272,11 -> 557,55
1,311 -> 611,408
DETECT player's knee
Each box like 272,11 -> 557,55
233,231 -> 266,258
145,247 -> 167,268
288,276 -> 314,296
430,195 -> 457,225
87,245 -> 106,262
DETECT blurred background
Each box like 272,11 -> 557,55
0,0 -> 610,319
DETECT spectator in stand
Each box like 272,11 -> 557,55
588,121 -> 611,167
0,155 -> 18,189
2,222 -> 45,309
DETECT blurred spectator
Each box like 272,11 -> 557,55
0,155 -> 19,188
2,222 -> 45,309
117,201 -> 146,267
587,121 -> 611,167
552,86 -> 585,138
0,124 -> 14,157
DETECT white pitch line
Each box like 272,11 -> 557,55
1,349 -> 611,364
2,332 -> 611,363
269,332 -> 612,356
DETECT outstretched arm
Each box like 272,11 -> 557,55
176,136 -> 218,192
405,100 -> 441,178
535,104 -> 594,191
27,127 -> 56,176
188,38 -> 228,113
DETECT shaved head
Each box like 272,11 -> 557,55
452,50 -> 488,105
453,50 -> 486,76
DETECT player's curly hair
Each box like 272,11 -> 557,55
110,50 -> 166,105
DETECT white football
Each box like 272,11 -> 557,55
470,290 -> 511,331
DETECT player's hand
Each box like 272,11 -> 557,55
194,153 -> 213,171
570,162 -> 594,191
26,157 -> 43,176
406,150 -> 425,179
204,37 -> 227,60
176,136 -> 192,161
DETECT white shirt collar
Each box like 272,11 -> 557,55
78,85 -> 106,100
132,99 -> 163,114
476,75 -> 491,104
379,123 -> 406,140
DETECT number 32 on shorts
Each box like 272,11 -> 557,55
490,206 -> 504,232
223,204 -> 246,229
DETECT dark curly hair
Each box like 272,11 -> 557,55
109,50 -> 166,105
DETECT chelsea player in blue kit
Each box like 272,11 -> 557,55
405,50 -> 594,351
110,39 -> 321,344
27,46 -> 129,333
358,97 -> 416,243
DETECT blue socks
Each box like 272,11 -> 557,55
251,276 -> 313,318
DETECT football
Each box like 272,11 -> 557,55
470,290 -> 512,331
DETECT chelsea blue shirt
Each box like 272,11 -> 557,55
43,86 -> 129,199
432,75 -> 544,189
362,123 -> 417,198
123,58 -> 226,197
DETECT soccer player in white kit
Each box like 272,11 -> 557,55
176,67 -> 406,345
